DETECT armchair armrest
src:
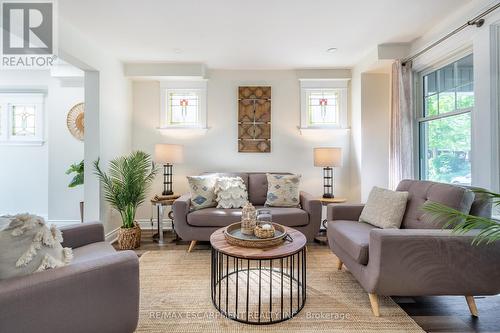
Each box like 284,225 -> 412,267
60,222 -> 104,248
327,204 -> 365,221
0,251 -> 139,333
172,194 -> 192,240
366,229 -> 500,295
300,191 -> 321,214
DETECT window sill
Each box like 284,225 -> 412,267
157,127 -> 209,136
0,140 -> 45,146
298,127 -> 350,136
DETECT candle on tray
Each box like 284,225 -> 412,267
261,223 -> 272,230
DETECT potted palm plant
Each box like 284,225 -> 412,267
423,189 -> 500,244
94,151 -> 158,250
66,160 -> 84,223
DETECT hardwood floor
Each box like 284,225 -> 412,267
123,229 -> 500,333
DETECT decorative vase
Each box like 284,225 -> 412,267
241,202 -> 257,235
117,223 -> 141,250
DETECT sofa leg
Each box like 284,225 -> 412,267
465,296 -> 479,317
337,260 -> 343,271
188,240 -> 197,253
368,293 -> 380,317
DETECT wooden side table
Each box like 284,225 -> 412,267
150,194 -> 180,245
315,197 -> 347,244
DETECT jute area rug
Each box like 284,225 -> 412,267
136,247 -> 423,332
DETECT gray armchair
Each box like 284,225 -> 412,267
0,222 -> 139,333
327,180 -> 500,317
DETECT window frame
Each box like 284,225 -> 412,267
0,92 -> 45,145
416,51 -> 473,183
159,80 -> 207,129
299,79 -> 348,130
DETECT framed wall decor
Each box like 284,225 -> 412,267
238,86 -> 271,153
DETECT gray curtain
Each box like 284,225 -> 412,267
389,60 -> 414,189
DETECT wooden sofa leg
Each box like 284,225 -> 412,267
465,296 -> 479,317
188,240 -> 197,253
337,260 -> 343,270
368,293 -> 380,317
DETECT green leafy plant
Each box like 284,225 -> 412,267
423,189 -> 500,245
66,160 -> 84,188
94,151 -> 158,229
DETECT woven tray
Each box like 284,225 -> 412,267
224,222 -> 289,248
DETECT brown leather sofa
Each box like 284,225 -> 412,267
327,179 -> 500,317
173,172 -> 322,251
0,223 -> 139,333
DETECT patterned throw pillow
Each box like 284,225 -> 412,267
265,173 -> 301,207
187,175 -> 217,210
214,177 -> 248,209
359,187 -> 409,229
0,214 -> 73,280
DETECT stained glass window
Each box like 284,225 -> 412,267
167,90 -> 199,125
0,93 -> 44,143
306,89 -> 340,126
12,104 -> 37,136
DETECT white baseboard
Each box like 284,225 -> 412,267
136,219 -> 173,230
105,227 -> 120,244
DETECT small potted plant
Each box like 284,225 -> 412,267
94,151 -> 158,250
66,160 -> 84,223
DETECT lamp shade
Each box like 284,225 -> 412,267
154,144 -> 184,164
314,147 -> 342,167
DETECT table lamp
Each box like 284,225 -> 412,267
154,144 -> 184,196
314,147 -> 342,198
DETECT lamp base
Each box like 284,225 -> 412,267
322,193 -> 334,199
162,190 -> 174,196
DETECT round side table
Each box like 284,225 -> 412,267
315,197 -> 347,244
210,227 -> 307,325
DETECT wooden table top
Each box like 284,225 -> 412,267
151,194 -> 180,205
319,197 -> 347,204
210,226 -> 306,260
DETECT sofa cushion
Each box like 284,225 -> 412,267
0,214 -> 73,280
359,187 -> 408,229
187,206 -> 309,227
71,241 -> 117,264
214,176 -> 249,208
248,173 -> 269,205
327,220 -> 378,265
203,172 -> 249,190
396,179 -> 475,229
187,175 -> 218,210
265,173 -> 301,207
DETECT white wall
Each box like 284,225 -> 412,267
361,73 -> 391,200
0,71 -> 50,217
58,18 -> 133,234
132,70 -> 352,221
47,79 -> 84,222
0,70 -> 84,221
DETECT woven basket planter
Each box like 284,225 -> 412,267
117,223 -> 141,250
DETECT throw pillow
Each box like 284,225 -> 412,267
265,173 -> 301,207
0,214 -> 73,280
187,175 -> 218,210
214,176 -> 249,209
359,187 -> 409,229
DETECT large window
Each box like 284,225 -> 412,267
160,81 -> 207,129
0,93 -> 44,144
418,54 -> 473,185
299,79 -> 348,130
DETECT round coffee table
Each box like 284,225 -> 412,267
210,226 -> 307,325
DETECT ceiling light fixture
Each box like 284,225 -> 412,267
326,47 -> 338,53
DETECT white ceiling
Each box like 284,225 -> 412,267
60,0 -> 473,69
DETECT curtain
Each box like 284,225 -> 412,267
389,60 -> 414,189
